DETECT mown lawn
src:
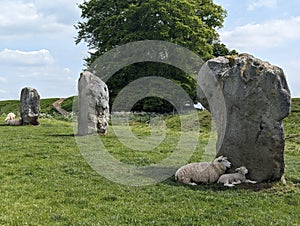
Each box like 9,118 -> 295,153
0,103 -> 299,225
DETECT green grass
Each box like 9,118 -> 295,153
0,100 -> 299,225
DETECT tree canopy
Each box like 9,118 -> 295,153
75,0 -> 234,112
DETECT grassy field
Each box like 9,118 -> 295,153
0,99 -> 299,225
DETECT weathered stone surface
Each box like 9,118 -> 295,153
77,71 -> 109,135
20,87 -> 40,125
198,54 -> 291,182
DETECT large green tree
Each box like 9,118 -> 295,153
75,0 -> 231,112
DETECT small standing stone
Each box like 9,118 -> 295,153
198,54 -> 291,182
77,71 -> 109,135
20,87 -> 40,125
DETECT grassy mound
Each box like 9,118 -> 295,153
0,100 -> 20,115
0,98 -> 60,115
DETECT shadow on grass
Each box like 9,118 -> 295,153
163,177 -> 275,192
163,177 -> 225,192
48,133 -> 110,137
47,134 -> 75,137
0,124 -> 24,127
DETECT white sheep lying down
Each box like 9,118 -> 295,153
5,112 -> 16,122
175,156 -> 231,185
6,118 -> 23,126
217,166 -> 257,187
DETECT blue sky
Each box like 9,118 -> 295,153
0,0 -> 299,100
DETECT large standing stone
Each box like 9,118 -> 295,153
198,54 -> 291,182
77,71 -> 109,135
20,87 -> 40,125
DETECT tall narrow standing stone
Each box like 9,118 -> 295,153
77,71 -> 109,135
20,87 -> 40,125
198,54 -> 291,182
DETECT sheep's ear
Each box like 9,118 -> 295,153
215,156 -> 221,162
217,156 -> 223,162
235,168 -> 240,171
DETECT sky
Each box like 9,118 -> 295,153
0,0 -> 87,100
214,0 -> 300,97
0,0 -> 299,100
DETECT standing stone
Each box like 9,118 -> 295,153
198,54 -> 291,182
20,87 -> 40,126
77,71 -> 109,135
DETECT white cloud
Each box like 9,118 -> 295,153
63,68 -> 72,74
0,2 -> 38,27
0,62 -> 78,100
220,17 -> 300,50
34,0 -> 82,24
247,0 -> 277,11
0,49 -> 54,66
0,0 -> 78,40
0,48 -> 78,99
0,76 -> 7,83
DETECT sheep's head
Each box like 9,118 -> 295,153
214,156 -> 231,168
235,166 -> 248,175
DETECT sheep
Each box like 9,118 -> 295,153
175,156 -> 231,185
6,118 -> 23,126
5,112 -> 16,122
217,166 -> 257,187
